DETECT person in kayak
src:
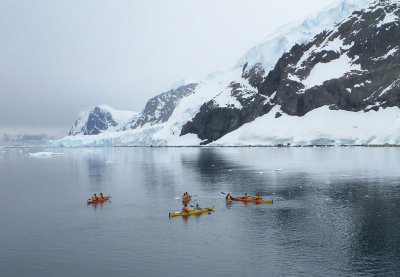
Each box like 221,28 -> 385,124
91,194 -> 98,201
98,193 -> 106,200
240,193 -> 249,200
182,192 -> 191,203
182,203 -> 190,213
225,193 -> 232,201
253,194 -> 262,201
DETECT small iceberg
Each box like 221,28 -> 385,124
27,152 -> 64,157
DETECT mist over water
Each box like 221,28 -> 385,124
0,147 -> 399,276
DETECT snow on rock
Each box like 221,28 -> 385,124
303,54 -> 362,89
211,106 -> 400,146
376,11 -> 399,28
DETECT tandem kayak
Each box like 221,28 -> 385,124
169,205 -> 215,218
87,196 -> 110,205
232,197 -> 273,204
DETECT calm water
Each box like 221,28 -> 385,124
1,147 -> 400,276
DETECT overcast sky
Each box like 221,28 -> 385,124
0,0 -> 338,136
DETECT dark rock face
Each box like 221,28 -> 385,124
181,0 -> 400,144
124,83 -> 197,129
180,64 -> 272,143
69,107 -> 117,136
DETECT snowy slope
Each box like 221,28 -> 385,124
237,0 -> 370,71
211,106 -> 400,146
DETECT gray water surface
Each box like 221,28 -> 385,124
0,147 -> 399,276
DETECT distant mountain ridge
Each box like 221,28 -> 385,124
51,0 -> 400,147
68,105 -> 137,135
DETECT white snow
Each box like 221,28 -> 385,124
27,152 -> 64,157
238,0 -> 370,71
211,106 -> 400,146
212,90 -> 243,109
373,47 -> 399,60
379,80 -> 398,97
303,54 -> 362,89
376,12 -> 398,28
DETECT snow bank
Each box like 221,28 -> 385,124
49,125 -> 201,147
212,106 -> 400,146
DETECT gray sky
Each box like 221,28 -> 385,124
0,0 -> 337,136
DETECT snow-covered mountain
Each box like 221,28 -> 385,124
51,0 -> 400,147
123,83 -> 197,130
68,105 -> 137,135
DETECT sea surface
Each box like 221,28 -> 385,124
0,147 -> 400,276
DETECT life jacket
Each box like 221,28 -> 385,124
241,195 -> 249,199
183,194 -> 190,201
226,195 -> 232,201
92,196 -> 98,201
182,206 -> 190,213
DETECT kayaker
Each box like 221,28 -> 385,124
253,194 -> 262,200
91,194 -> 98,201
182,192 -> 191,203
98,193 -> 106,200
241,193 -> 249,200
225,194 -> 232,201
182,203 -> 190,213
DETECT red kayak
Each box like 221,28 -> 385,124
87,196 -> 110,205
232,197 -> 273,204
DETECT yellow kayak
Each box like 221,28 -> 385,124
169,205 -> 215,218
